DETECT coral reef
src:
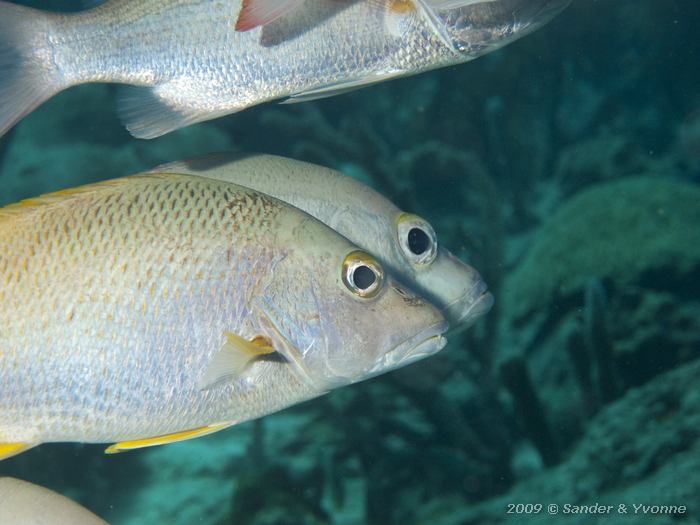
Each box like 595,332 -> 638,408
503,176 -> 700,324
497,176 -> 700,449
416,357 -> 700,525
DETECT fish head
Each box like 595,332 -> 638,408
257,219 -> 448,392
333,209 -> 493,327
390,212 -> 493,326
424,0 -> 571,56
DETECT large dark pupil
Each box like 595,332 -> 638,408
353,265 -> 376,290
408,228 -> 430,255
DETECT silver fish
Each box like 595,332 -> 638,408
0,173 -> 447,459
0,478 -> 110,525
153,153 -> 494,325
0,0 -> 570,139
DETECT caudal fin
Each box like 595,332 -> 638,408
0,1 -> 62,138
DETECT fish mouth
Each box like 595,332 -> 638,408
444,278 -> 494,326
367,320 -> 449,378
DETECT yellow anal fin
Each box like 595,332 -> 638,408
105,422 -> 231,454
0,442 -> 37,461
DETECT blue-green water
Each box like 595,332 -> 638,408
1,1 -> 699,524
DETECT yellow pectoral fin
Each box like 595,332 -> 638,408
198,331 -> 277,390
225,331 -> 275,357
0,442 -> 37,461
104,422 -> 232,454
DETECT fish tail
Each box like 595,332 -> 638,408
0,1 -> 64,138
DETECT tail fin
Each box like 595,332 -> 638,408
0,2 -> 62,138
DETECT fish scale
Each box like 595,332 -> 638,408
51,1 -> 442,119
0,0 -> 570,138
0,171 -> 448,456
1,175 -> 295,443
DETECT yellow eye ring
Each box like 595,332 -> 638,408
341,250 -> 384,299
396,213 -> 438,266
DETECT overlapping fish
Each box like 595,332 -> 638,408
0,172 -> 448,460
153,153 -> 493,325
0,0 -> 570,138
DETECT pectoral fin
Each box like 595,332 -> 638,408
198,331 -> 276,390
0,442 -> 37,461
235,0 -> 306,31
105,423 -> 231,454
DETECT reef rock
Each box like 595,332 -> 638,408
418,356 -> 700,525
504,176 -> 700,323
498,175 -> 700,447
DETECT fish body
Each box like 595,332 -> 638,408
154,154 -> 493,325
0,173 -> 446,456
0,0 -> 570,138
0,477 -> 110,525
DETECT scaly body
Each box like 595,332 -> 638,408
0,173 -> 446,453
0,0 -> 570,138
0,176 -> 315,443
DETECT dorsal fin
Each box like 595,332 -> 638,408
235,0 -> 306,32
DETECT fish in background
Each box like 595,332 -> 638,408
0,477 -> 110,525
0,173 -> 447,460
153,153 -> 494,326
0,0 -> 571,139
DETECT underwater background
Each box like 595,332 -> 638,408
1,0 -> 699,523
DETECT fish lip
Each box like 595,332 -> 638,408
367,320 -> 449,378
444,279 -> 494,325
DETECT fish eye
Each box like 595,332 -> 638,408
352,264 -> 376,289
342,250 -> 384,299
397,213 -> 438,266
408,227 -> 431,255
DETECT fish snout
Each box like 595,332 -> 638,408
369,319 -> 449,376
413,248 -> 492,326
444,277 -> 494,327
358,277 -> 449,380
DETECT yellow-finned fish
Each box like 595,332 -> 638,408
0,0 -> 570,139
0,477 -> 110,525
0,173 -> 447,460
153,154 -> 494,326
